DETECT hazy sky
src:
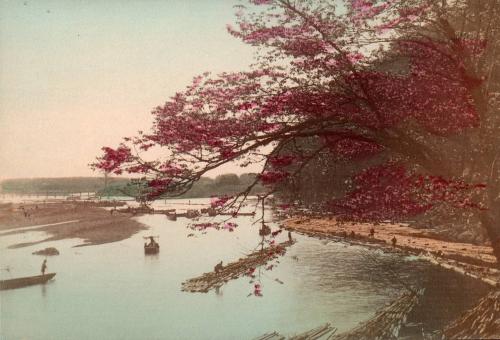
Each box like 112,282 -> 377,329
0,0 -> 258,180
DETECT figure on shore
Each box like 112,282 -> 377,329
41,259 -> 47,275
369,228 -> 375,237
391,236 -> 397,247
214,261 -> 223,273
288,231 -> 293,242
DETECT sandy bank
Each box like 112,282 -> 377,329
0,202 -> 146,248
284,217 -> 500,287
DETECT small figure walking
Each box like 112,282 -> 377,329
288,231 -> 293,242
369,228 -> 375,237
391,236 -> 397,247
41,259 -> 47,275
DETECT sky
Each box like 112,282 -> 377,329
0,0 -> 258,180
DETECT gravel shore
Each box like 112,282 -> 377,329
284,216 -> 500,286
0,201 -> 146,248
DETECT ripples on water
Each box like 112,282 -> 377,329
0,198 -> 491,339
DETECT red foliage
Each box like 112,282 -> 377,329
92,0 -> 492,225
258,170 -> 290,185
330,163 -> 485,221
94,145 -> 132,175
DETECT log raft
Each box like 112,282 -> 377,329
331,290 -> 423,340
181,240 -> 295,293
443,289 -> 500,339
289,323 -> 336,340
254,291 -> 420,340
254,323 -> 336,340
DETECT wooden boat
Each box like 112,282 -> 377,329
0,273 -> 56,290
144,235 -> 160,254
166,213 -> 177,221
144,243 -> 159,254
186,209 -> 200,218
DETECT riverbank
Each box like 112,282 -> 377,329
0,202 -> 146,248
284,217 -> 500,287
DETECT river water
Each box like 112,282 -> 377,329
0,198 -> 491,339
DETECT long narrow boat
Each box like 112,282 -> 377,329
0,273 -> 56,290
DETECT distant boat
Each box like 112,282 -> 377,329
0,273 -> 56,290
144,243 -> 159,254
144,235 -> 160,254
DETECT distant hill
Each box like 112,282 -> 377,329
0,174 -> 265,199
0,177 -> 128,194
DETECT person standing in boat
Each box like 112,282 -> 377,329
41,259 -> 47,275
148,237 -> 156,247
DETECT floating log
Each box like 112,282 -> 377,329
331,290 -> 423,340
289,323 -> 336,340
219,212 -> 256,216
253,332 -> 285,340
1,273 -> 56,290
181,240 -> 295,293
443,289 -> 500,339
254,323 -> 336,340
148,209 -> 176,214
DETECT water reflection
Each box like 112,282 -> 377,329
0,198 -> 492,340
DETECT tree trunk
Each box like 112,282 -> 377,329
480,211 -> 500,267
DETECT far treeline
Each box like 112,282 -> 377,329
0,174 -> 264,199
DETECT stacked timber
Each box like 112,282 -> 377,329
181,240 -> 295,293
331,290 -> 423,340
443,289 -> 500,339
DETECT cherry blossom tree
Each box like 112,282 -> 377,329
93,0 -> 500,264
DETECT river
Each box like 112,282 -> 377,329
0,198 -> 490,339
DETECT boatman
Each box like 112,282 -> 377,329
41,259 -> 47,275
148,237 -> 156,246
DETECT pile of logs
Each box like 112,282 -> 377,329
181,240 -> 295,293
443,289 -> 500,339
